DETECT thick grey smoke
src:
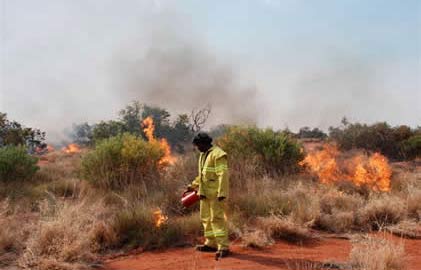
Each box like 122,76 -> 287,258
112,19 -> 258,126
1,1 -> 419,144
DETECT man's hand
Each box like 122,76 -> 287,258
217,197 -> 226,201
200,195 -> 206,200
186,186 -> 195,192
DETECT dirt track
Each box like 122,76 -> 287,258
105,235 -> 421,270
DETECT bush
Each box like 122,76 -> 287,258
329,121 -> 418,161
218,126 -> 304,175
0,146 -> 38,183
401,135 -> 421,160
82,134 -> 164,189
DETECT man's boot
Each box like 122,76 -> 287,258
196,245 -> 217,252
215,249 -> 230,260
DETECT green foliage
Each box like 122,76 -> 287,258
0,112 -> 45,150
218,126 -> 304,174
0,145 -> 39,182
298,127 -> 327,139
401,135 -> 421,160
92,120 -> 126,142
329,121 -> 418,160
82,133 -> 164,189
72,102 -> 194,152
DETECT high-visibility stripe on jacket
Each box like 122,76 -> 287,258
190,146 -> 229,199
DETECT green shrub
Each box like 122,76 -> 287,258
82,133 -> 164,189
401,135 -> 421,160
218,126 -> 304,175
0,145 -> 38,182
329,121 -> 418,160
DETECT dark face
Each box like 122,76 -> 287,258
194,143 -> 211,153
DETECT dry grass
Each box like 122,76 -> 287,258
282,182 -> 321,225
258,216 -> 314,244
350,235 -> 406,270
406,189 -> 421,221
241,229 -> 274,249
1,149 -> 420,268
357,195 -> 406,230
386,220 -> 421,239
18,198 -> 114,269
316,189 -> 363,233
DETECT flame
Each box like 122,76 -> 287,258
142,116 -> 177,165
62,143 -> 81,154
153,209 -> 168,228
46,145 -> 55,152
300,144 -> 391,192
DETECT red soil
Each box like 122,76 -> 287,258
104,236 -> 420,270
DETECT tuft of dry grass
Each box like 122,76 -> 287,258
18,198 -> 113,269
386,220 -> 421,239
357,195 -> 406,231
350,235 -> 406,270
283,182 -> 320,225
316,189 -> 363,233
241,229 -> 274,249
258,215 -> 314,244
406,189 -> 421,221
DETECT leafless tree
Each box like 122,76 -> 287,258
190,104 -> 211,133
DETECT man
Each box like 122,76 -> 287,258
188,132 -> 230,258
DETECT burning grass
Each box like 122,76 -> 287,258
0,136 -> 420,269
300,144 -> 392,192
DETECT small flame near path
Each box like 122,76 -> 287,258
61,143 -> 81,154
153,209 -> 168,228
300,144 -> 392,192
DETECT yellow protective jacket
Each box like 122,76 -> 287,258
190,146 -> 229,199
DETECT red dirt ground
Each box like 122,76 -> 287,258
105,235 -> 421,270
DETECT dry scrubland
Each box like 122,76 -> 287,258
0,140 -> 420,270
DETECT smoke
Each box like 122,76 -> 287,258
1,1 -> 419,144
112,15 -> 258,126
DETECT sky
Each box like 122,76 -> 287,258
0,0 -> 420,143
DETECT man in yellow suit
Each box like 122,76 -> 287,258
188,132 -> 230,258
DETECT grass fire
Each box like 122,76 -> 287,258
300,144 -> 392,192
1,105 -> 420,270
1,2 -> 420,269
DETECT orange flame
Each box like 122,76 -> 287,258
142,116 -> 177,165
300,144 -> 391,192
153,209 -> 168,228
61,143 -> 81,154
46,145 -> 55,152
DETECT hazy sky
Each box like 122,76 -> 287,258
1,0 -> 420,142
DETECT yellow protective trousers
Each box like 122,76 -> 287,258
200,197 -> 229,251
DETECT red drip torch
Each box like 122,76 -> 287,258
181,190 -> 199,208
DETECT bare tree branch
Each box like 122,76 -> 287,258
190,104 -> 212,133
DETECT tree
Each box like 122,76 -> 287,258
92,120 -> 126,142
169,114 -> 193,153
0,112 -> 45,151
141,105 -> 171,138
119,101 -> 143,135
71,122 -> 94,146
298,127 -> 327,139
190,104 -> 211,133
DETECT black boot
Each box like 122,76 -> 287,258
215,249 -> 230,260
196,245 -> 218,252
